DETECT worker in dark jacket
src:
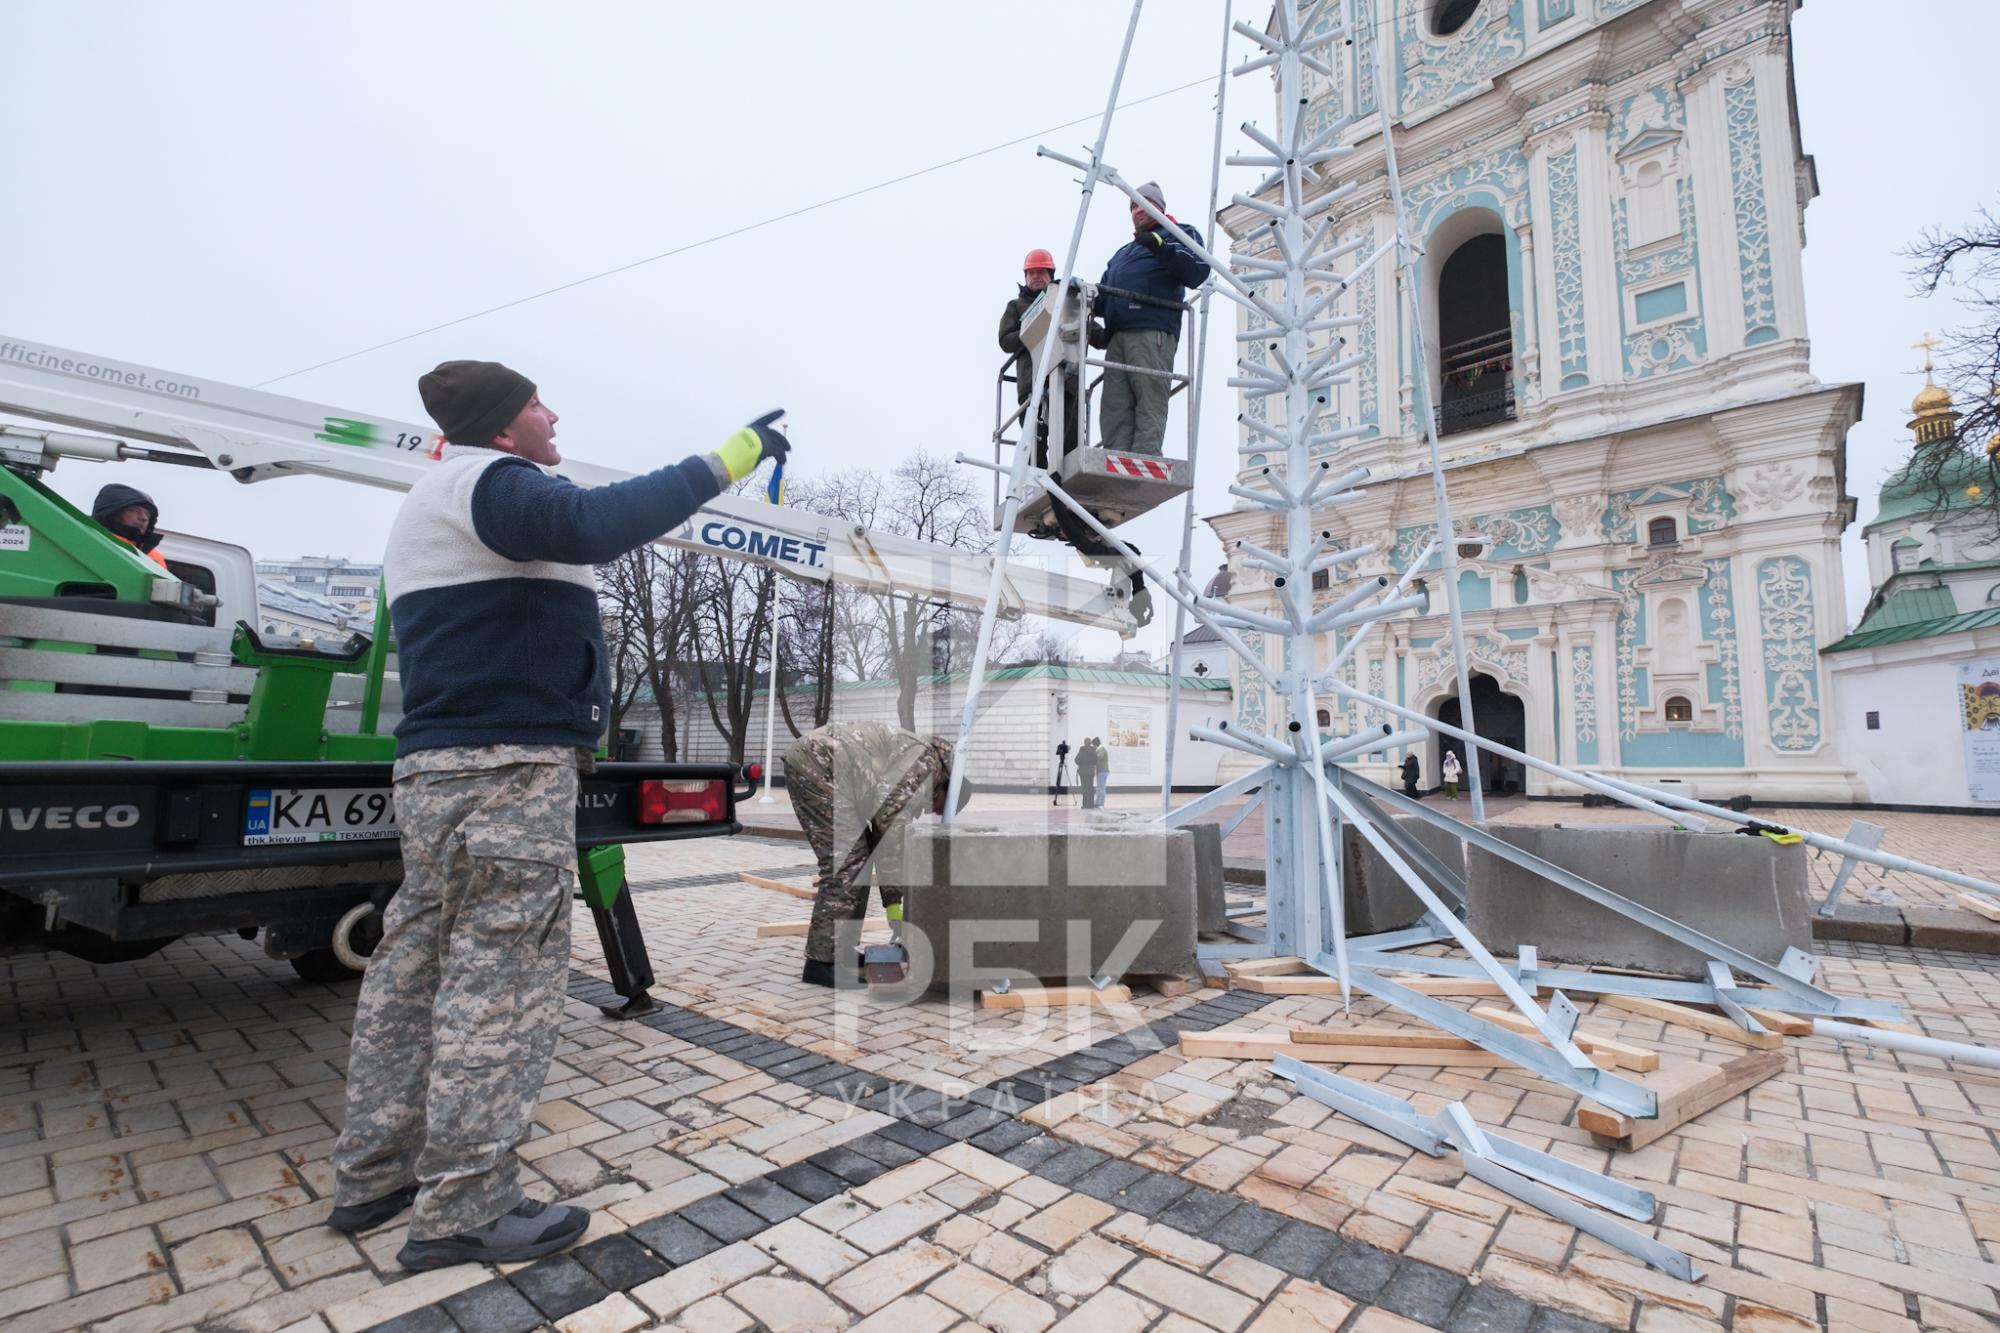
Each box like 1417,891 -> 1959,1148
1098,181 -> 1207,455
90,483 -> 169,569
998,248 -> 1097,468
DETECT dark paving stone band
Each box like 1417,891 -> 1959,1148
358,971 -> 1603,1333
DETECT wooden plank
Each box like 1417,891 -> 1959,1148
979,985 -> 1133,1009
1956,892 -> 2000,923
1600,994 -> 1784,1050
1578,1050 -> 1786,1150
1232,973 -> 1518,997
1176,1032 -> 1509,1066
739,872 -> 815,900
1741,1007 -> 1813,1037
1289,1023 -> 1465,1047
1223,956 -> 1309,979
755,918 -> 881,938
1467,1005 -> 1660,1072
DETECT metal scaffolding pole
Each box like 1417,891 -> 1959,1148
1161,0 -> 1235,816
942,0 -> 1147,822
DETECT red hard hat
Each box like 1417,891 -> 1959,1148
1023,248 -> 1056,273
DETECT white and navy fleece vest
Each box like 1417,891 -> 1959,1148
383,444 -> 721,756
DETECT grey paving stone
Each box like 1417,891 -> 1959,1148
769,1162 -> 848,1203
848,1133 -> 924,1168
1001,1135 -> 1065,1170
1037,1145 -> 1110,1186
680,1194 -> 768,1243
1448,1282 -> 1538,1333
442,1279 -> 544,1333
1110,1170 -> 1193,1219
1209,1202 -> 1289,1254
1380,1260 -> 1467,1326
1530,1312 -> 1614,1333
510,1255 -> 609,1321
807,1146 -> 892,1184
1255,1220 -> 1339,1277
726,1178 -> 813,1224
968,1119 -> 1042,1154
766,1054 -> 827,1080
570,1233 -> 668,1291
936,1106 -> 1014,1141
876,1120 -> 953,1154
629,1214 -> 726,1266
1073,1158 -> 1150,1203
1157,1184 -> 1241,1235
365,1306 -> 458,1333
1319,1238 -> 1397,1301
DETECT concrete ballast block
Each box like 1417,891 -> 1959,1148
889,826 -> 1199,988
1463,825 -> 1812,977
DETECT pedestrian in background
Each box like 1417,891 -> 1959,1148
1076,735 -> 1101,809
1441,750 -> 1462,800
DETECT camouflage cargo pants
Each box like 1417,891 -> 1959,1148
331,747 -> 579,1240
788,744 -> 906,966
1098,329 -> 1177,455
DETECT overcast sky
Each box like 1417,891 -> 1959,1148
8,0 -> 1993,655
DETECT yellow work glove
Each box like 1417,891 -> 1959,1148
713,409 -> 789,483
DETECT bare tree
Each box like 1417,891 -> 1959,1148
688,489 -> 779,763
599,546 -> 700,759
1905,205 -> 2000,531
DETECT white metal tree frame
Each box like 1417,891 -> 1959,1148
941,0 -> 2000,1215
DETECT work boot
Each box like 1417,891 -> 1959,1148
325,1183 -> 418,1234
801,957 -> 864,988
396,1197 -> 589,1270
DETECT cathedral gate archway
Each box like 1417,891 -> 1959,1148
1432,672 -> 1528,794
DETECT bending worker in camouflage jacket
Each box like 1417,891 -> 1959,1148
325,359 -> 791,1270
785,721 -> 969,987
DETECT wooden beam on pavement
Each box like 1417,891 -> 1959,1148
1289,1027 -> 1476,1049
979,985 -> 1133,1009
739,872 -> 815,900
1600,994 -> 1784,1050
1177,1031 -> 1509,1066
1577,1050 -> 1787,1150
1467,1005 -> 1660,1072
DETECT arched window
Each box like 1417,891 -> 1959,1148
1316,708 -> 1332,728
1436,233 -> 1514,436
1664,696 -> 1694,724
1431,0 -> 1479,36
1647,517 -> 1677,547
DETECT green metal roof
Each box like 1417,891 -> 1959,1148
1855,584 -> 1958,632
1866,447 -> 1994,529
1823,606 -> 2000,653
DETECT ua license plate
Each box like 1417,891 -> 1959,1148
244,787 -> 398,845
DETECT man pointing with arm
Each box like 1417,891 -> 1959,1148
327,360 -> 789,1270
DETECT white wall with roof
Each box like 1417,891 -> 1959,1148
620,666 -> 1235,790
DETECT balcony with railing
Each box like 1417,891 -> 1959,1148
1435,326 -> 1515,437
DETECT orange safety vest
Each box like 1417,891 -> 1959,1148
113,531 -> 170,570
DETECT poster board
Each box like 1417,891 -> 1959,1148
1105,703 -> 1151,776
1959,657 -> 2000,803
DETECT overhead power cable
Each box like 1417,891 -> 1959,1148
257,75 -> 1216,387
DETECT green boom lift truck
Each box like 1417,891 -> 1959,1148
0,334 -> 1133,1007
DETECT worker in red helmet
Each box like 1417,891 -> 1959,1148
997,248 -> 1100,467
995,249 -> 1151,628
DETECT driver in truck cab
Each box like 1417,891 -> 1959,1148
326,358 -> 791,1271
90,483 -> 169,569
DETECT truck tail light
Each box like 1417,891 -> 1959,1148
637,779 -> 725,825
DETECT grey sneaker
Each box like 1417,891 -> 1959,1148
396,1197 -> 589,1270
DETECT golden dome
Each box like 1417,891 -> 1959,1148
1912,380 -> 1953,414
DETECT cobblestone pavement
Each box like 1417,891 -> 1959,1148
4,828 -> 2000,1331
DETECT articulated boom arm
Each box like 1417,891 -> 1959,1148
0,335 -> 1133,630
